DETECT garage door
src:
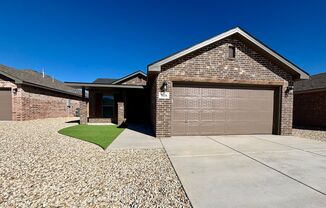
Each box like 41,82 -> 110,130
172,84 -> 275,136
0,88 -> 12,120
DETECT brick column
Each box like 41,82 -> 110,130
80,101 -> 88,124
117,101 -> 125,125
281,85 -> 293,135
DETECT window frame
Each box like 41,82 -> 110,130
228,45 -> 236,59
102,95 -> 114,118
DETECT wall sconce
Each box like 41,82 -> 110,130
286,85 -> 294,93
13,88 -> 18,94
161,81 -> 168,92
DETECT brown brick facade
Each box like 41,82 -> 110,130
151,38 -> 294,137
117,101 -> 125,125
80,101 -> 88,124
293,91 -> 326,128
0,78 -> 81,121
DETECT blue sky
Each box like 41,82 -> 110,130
0,0 -> 325,82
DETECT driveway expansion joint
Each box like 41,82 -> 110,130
207,136 -> 326,197
159,138 -> 194,208
252,135 -> 326,158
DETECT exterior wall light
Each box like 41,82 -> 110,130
286,85 -> 294,93
161,81 -> 168,92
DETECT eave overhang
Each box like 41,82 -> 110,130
64,82 -> 146,90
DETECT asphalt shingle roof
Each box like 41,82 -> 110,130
93,78 -> 118,84
0,64 -> 81,97
294,73 -> 326,92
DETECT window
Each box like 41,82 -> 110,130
228,45 -> 236,59
102,96 -> 114,118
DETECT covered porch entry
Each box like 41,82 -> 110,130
66,82 -> 149,125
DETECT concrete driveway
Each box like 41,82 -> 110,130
161,135 -> 326,208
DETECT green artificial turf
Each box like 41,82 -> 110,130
58,125 -> 124,149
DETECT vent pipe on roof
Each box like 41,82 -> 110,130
52,76 -> 55,82
42,68 -> 45,78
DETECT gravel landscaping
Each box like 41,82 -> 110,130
0,118 -> 191,207
293,128 -> 326,142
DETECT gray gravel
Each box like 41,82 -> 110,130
293,128 -> 326,142
0,118 -> 191,207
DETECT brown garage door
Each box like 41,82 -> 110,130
0,88 -> 12,120
172,84 -> 275,136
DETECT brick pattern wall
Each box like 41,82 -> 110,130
153,38 -> 293,137
19,85 -> 80,120
281,86 -> 293,135
0,77 -> 82,121
293,91 -> 326,128
117,101 -> 125,125
80,101 -> 88,124
120,75 -> 146,85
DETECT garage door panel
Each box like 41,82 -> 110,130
173,109 -> 186,121
201,110 -> 213,121
212,111 -> 227,121
185,87 -> 201,97
201,122 -> 225,135
187,121 -> 203,135
186,98 -> 200,109
173,97 -> 186,109
172,123 -> 186,136
205,121 -> 226,134
227,98 -> 265,110
0,88 -> 12,120
228,111 -> 273,121
226,88 -> 270,98
201,98 -> 226,109
187,110 -> 200,121
172,84 -> 275,136
227,121 -> 272,134
202,110 -> 226,121
173,86 -> 186,96
202,87 -> 225,97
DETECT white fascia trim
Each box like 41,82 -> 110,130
237,29 -> 309,79
148,27 -> 309,79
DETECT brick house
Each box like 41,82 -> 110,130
67,27 -> 309,137
0,65 -> 84,121
293,73 -> 326,128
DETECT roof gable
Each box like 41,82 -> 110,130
148,27 -> 309,80
112,71 -> 146,85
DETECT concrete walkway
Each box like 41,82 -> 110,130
108,123 -> 162,150
162,135 -> 326,208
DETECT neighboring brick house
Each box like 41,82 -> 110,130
67,27 -> 309,137
293,73 -> 326,128
0,65 -> 84,121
